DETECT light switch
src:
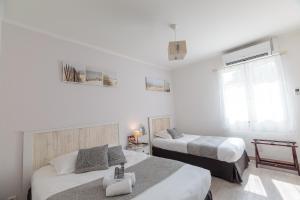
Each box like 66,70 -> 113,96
295,88 -> 300,95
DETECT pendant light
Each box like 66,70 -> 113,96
168,24 -> 187,61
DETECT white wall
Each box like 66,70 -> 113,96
0,0 -> 5,54
172,30 -> 300,162
0,1 -> 3,18
0,22 -> 174,199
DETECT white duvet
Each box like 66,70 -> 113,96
32,150 -> 211,200
153,134 -> 246,163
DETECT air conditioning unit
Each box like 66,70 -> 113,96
222,41 -> 273,66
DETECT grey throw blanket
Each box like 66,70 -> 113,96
187,136 -> 226,159
47,157 -> 184,200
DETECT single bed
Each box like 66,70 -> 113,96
23,122 -> 213,200
148,116 -> 250,183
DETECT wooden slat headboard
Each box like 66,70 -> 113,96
148,116 -> 172,153
22,123 -> 119,197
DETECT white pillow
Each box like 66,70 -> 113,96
154,130 -> 172,139
49,151 -> 78,175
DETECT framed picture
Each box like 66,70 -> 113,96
103,72 -> 118,87
86,70 -> 103,85
62,63 -> 86,83
61,61 -> 118,87
145,77 -> 171,93
128,135 -> 137,145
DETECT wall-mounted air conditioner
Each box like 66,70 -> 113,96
222,41 -> 273,66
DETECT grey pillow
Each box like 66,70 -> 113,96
75,145 -> 109,174
167,128 -> 184,139
108,145 -> 127,166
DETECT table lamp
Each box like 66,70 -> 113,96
133,130 -> 143,144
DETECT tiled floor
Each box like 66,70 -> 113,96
211,161 -> 300,200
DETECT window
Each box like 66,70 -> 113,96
219,55 -> 290,132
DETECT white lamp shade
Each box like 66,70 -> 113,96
133,130 -> 142,138
168,40 -> 187,61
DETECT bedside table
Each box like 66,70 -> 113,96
126,143 -> 150,155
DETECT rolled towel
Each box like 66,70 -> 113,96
103,174 -> 114,189
106,178 -> 132,197
103,172 -> 136,189
125,172 -> 136,186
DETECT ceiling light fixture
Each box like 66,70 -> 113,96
168,24 -> 187,61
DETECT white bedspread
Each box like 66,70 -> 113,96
153,134 -> 199,154
32,150 -> 211,200
153,134 -> 245,163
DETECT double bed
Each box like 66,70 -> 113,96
23,123 -> 213,200
148,116 -> 250,183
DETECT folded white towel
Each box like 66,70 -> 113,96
106,178 -> 132,197
103,173 -> 136,189
125,173 -> 136,185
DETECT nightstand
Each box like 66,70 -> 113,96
126,143 -> 150,155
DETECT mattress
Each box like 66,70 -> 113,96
152,134 -> 246,163
32,150 -> 211,200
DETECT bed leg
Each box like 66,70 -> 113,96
292,146 -> 300,176
254,143 -> 259,168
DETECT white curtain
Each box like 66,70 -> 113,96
219,55 -> 291,132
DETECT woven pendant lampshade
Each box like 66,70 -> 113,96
168,40 -> 187,60
168,24 -> 187,61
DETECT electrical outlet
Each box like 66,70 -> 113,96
7,196 -> 16,200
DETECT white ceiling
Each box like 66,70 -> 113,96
4,0 -> 300,69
